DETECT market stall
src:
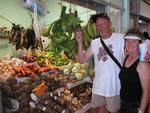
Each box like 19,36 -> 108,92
0,1 -> 98,112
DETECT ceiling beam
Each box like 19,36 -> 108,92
62,0 -> 97,10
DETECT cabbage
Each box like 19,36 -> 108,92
81,69 -> 88,76
73,63 -> 81,69
60,65 -> 68,70
80,64 -> 85,68
72,66 -> 80,73
63,68 -> 70,75
75,72 -> 84,80
67,61 -> 74,69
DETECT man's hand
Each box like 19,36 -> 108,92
75,28 -> 83,44
144,52 -> 150,62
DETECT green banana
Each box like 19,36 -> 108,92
60,6 -> 67,18
70,14 -> 83,24
87,22 -> 95,39
68,47 -> 76,60
58,44 -> 70,53
53,37 -> 64,43
63,14 -> 73,33
52,20 -> 62,33
61,16 -> 68,32
92,23 -> 99,38
83,30 -> 91,42
67,32 -> 72,39
68,14 -> 83,30
60,31 -> 68,40
82,29 -> 91,49
68,15 -> 78,25
43,21 -> 56,37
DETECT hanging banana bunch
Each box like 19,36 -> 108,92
82,20 -> 100,49
44,6 -> 83,60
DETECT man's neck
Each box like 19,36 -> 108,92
102,32 -> 113,39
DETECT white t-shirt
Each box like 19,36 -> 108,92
144,39 -> 150,53
91,33 -> 125,97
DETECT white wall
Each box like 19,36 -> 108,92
0,0 -> 96,28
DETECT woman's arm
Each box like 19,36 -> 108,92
137,61 -> 150,113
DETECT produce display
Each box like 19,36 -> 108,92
0,58 -> 26,81
11,63 -> 53,77
9,23 -> 43,51
29,82 -> 92,113
8,11 -> 43,52
55,82 -> 92,112
33,52 -> 70,67
0,53 -> 94,113
61,61 -> 94,80
20,52 -> 70,67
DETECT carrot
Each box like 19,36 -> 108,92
20,67 -> 25,76
13,67 -> 22,73
21,67 -> 32,75
32,67 -> 40,72
23,63 -> 34,68
41,67 -> 50,72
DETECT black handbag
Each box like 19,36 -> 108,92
100,38 -> 122,69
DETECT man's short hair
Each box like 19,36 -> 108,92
143,32 -> 150,40
90,13 -> 111,23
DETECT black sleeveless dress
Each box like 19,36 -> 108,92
119,56 -> 146,113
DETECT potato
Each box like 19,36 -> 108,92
0,63 -> 4,67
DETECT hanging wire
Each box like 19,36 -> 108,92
69,3 -> 72,13
73,0 -> 77,11
0,14 -> 13,24
86,0 -> 90,21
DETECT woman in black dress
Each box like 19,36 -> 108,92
119,28 -> 150,113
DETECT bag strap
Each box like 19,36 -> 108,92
100,38 -> 122,69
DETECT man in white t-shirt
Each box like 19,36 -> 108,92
75,14 -> 124,113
